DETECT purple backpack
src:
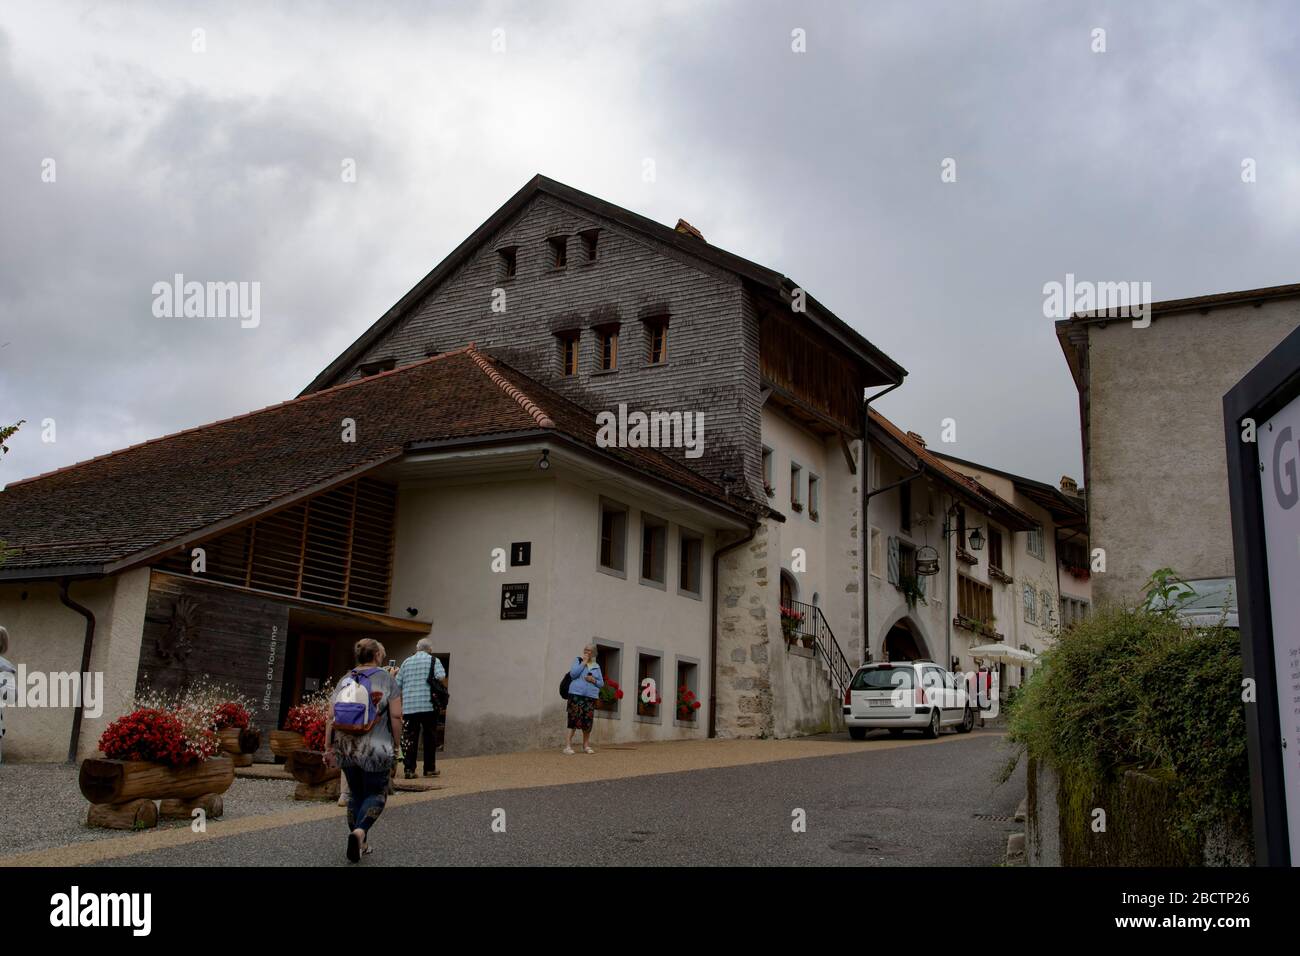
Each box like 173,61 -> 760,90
332,668 -> 382,734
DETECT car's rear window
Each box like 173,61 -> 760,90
851,667 -> 913,690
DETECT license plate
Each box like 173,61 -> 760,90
869,699 -> 894,707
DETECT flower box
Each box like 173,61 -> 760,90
79,754 -> 235,827
791,501 -> 804,513
956,547 -> 979,566
217,727 -> 262,767
989,566 -> 1014,585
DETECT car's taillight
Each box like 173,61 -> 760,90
844,686 -> 852,705
915,686 -> 925,707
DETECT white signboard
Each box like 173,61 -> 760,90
1257,397 -> 1300,862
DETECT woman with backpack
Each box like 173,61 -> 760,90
324,637 -> 404,863
563,644 -> 603,755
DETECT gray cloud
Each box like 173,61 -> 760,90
2,0 -> 1298,489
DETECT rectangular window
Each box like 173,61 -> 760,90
580,229 -> 599,262
636,650 -> 663,720
597,328 -> 618,371
988,529 -> 1004,572
958,574 -> 994,625
594,642 -> 622,714
678,531 -> 702,596
1023,585 -> 1037,624
646,320 -> 668,364
790,462 -> 803,511
869,527 -> 883,578
558,332 -> 580,376
498,246 -> 517,279
598,499 -> 628,575
808,474 -> 821,521
548,236 -> 567,269
1040,589 -> 1054,629
900,481 -> 911,534
675,658 -> 700,724
1027,525 -> 1045,560
640,513 -> 667,586
762,447 -> 774,495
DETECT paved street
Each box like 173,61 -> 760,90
84,729 -> 1022,867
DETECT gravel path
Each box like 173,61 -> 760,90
0,763 -> 299,855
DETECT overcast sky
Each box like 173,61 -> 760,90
3,0 -> 1299,491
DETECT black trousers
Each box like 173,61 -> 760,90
402,710 -> 438,774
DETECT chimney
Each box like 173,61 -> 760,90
1060,475 -> 1078,494
674,218 -> 705,241
906,431 -> 926,448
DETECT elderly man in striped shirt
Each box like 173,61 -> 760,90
396,638 -> 447,779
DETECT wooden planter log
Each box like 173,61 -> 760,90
86,798 -> 158,830
294,778 -> 340,801
289,750 -> 340,787
231,753 -> 254,768
159,793 -> 224,820
79,755 -> 234,805
270,729 -> 305,772
218,727 -> 261,755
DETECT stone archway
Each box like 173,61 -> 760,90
875,604 -> 933,662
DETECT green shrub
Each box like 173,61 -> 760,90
1006,605 -> 1252,860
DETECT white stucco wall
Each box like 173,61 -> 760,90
1087,299 -> 1300,605
388,471 -> 718,755
0,567 -> 150,762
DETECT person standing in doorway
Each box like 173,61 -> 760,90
397,638 -> 446,779
324,637 -> 403,863
564,644 -> 603,755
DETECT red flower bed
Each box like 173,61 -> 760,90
99,707 -> 219,767
211,701 -> 251,731
285,703 -> 327,751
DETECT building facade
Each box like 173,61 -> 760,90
1057,282 -> 1300,607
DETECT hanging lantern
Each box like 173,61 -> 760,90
915,545 -> 940,576
968,527 -> 985,551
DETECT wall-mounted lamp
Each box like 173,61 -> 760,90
406,607 -> 419,617
537,449 -> 550,471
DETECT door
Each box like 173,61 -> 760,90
292,635 -> 334,706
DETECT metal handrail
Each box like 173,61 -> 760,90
784,599 -> 854,697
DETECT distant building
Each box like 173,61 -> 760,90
1057,282 -> 1300,606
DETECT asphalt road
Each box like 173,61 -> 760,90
94,729 -> 1023,867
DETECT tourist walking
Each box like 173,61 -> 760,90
564,644 -> 603,755
396,638 -> 446,779
324,638 -> 403,863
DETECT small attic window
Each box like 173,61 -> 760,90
579,229 -> 599,262
498,246 -> 518,279
358,357 -> 396,377
548,236 -> 568,269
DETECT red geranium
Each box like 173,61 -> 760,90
677,686 -> 701,720
211,701 -> 251,731
99,707 -> 219,767
285,703 -> 328,751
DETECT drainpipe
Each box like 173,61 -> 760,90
862,381 -> 904,665
59,579 -> 97,764
709,525 -> 758,739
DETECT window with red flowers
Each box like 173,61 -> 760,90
675,657 -> 702,725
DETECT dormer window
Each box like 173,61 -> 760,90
556,330 -> 581,376
644,315 -> 669,364
358,357 -> 396,377
498,246 -> 518,279
548,236 -> 567,269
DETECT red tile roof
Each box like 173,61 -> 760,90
868,409 -> 1037,530
0,347 -> 747,577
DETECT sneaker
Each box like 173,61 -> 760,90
422,770 -> 440,778
346,831 -> 361,863
403,770 -> 416,779
584,746 -> 596,755
562,746 -> 575,755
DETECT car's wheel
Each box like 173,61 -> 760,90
849,727 -> 867,741
924,709 -> 940,738
958,707 -> 975,733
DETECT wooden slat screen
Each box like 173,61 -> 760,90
156,477 -> 397,613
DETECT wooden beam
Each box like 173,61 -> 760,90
839,435 -> 858,474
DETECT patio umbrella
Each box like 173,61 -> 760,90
968,643 -> 1039,664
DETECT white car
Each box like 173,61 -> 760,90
842,660 -> 974,739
